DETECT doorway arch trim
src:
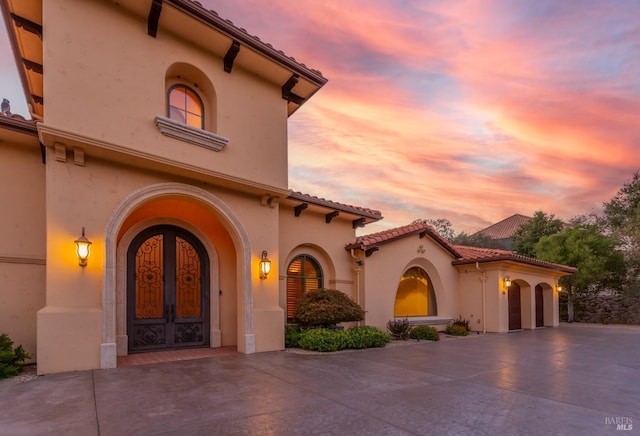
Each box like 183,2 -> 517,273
101,182 -> 253,369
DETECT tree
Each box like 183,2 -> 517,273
414,218 -> 456,242
603,171 -> 640,296
452,231 -> 507,249
512,211 -> 564,257
535,224 -> 625,322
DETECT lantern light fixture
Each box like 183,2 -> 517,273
259,250 -> 271,280
75,227 -> 92,267
504,276 -> 512,289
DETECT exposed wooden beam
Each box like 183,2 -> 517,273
23,58 -> 43,74
325,211 -> 339,224
223,41 -> 240,73
147,0 -> 163,37
365,246 -> 379,257
282,74 -> 305,105
10,13 -> 42,39
352,218 -> 366,229
294,203 -> 308,217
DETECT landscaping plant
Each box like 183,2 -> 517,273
451,317 -> 471,331
298,328 -> 347,352
284,325 -> 303,348
386,318 -> 412,340
409,325 -> 440,341
343,326 -> 390,349
0,333 -> 31,379
445,324 -> 469,336
295,326 -> 390,352
294,288 -> 365,327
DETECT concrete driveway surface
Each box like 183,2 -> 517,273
1,324 -> 638,435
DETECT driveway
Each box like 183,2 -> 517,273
1,324 -> 639,435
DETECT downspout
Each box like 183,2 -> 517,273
476,262 -> 486,334
350,248 -> 362,325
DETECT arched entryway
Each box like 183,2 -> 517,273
535,284 -> 544,328
127,225 -> 209,352
100,183 -> 253,369
508,282 -> 522,330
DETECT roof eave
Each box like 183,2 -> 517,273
452,256 -> 577,274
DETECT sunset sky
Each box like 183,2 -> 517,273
1,1 -> 638,233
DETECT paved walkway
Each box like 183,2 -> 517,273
1,324 -> 639,435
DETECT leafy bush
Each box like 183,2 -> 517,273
410,325 -> 440,341
452,317 -> 471,331
0,333 -> 31,379
344,326 -> 390,349
285,325 -> 303,348
298,328 -> 347,352
386,318 -> 412,340
296,326 -> 390,352
294,289 -> 365,327
445,324 -> 469,336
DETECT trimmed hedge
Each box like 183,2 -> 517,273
409,325 -> 440,341
343,326 -> 390,349
294,289 -> 365,327
293,326 -> 390,352
445,324 -> 469,336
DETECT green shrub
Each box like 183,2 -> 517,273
294,289 -> 365,327
285,325 -> 303,348
0,333 -> 31,379
452,317 -> 471,331
445,324 -> 469,336
344,326 -> 390,349
298,328 -> 347,352
409,325 -> 440,341
296,326 -> 390,352
386,318 -> 411,340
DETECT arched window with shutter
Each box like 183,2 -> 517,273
286,255 -> 323,322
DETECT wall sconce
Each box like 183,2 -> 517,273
557,284 -> 563,292
74,227 -> 92,267
259,250 -> 271,280
504,276 -> 512,289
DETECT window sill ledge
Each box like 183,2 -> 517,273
154,115 -> 229,152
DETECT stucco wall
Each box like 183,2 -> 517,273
0,137 -> 45,359
456,263 -> 560,333
38,148 -> 283,373
278,206 -> 357,318
42,0 -> 289,190
362,235 -> 460,330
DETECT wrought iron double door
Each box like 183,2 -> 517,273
127,225 -> 210,352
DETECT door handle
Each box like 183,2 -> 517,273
165,305 -> 169,323
171,304 -> 175,322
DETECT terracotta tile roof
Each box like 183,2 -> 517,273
452,245 -> 577,273
475,214 -> 531,239
289,192 -> 383,221
345,221 -> 461,258
345,221 -> 577,274
0,114 -> 37,136
169,1 -> 326,84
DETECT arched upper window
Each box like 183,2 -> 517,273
394,267 -> 437,317
168,84 -> 204,129
286,255 -> 323,321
